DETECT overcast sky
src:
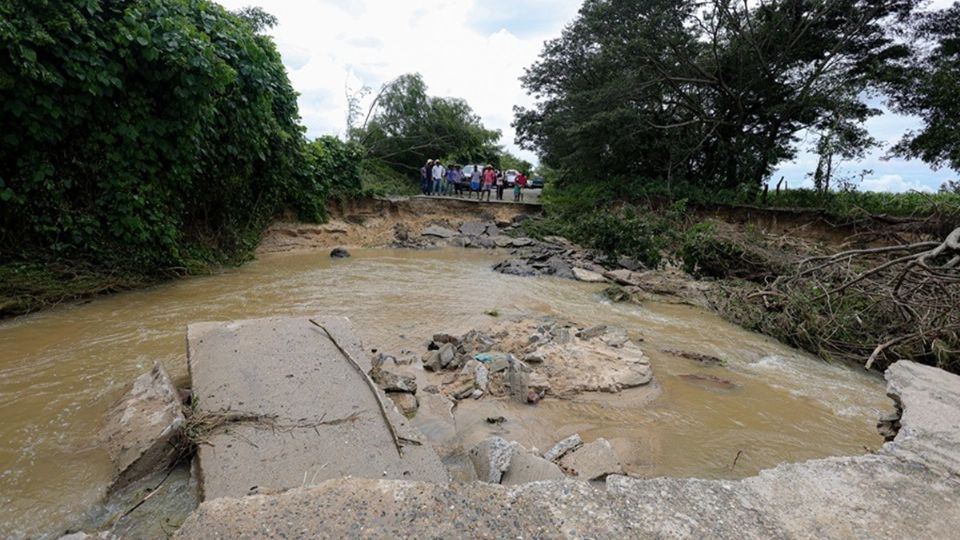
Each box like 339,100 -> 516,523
216,0 -> 956,192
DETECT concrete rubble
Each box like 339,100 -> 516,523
171,360 -> 960,538
558,438 -> 624,480
100,362 -> 185,493
469,436 -> 519,483
425,317 -> 657,401
542,434 -> 584,462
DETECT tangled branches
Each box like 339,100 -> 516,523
744,227 -> 960,372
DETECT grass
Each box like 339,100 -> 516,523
539,176 -> 960,221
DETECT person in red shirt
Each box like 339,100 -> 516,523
515,172 -> 528,201
481,165 -> 495,202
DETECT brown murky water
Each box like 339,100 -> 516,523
0,248 -> 889,538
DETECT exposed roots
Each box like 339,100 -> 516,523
183,409 -> 363,451
733,227 -> 960,371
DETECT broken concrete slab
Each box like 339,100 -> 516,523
573,267 -> 608,283
421,225 -> 457,238
501,451 -> 566,485
469,436 -> 518,483
880,360 -> 960,476
458,222 -> 488,237
101,362 -> 185,493
187,316 -> 447,500
543,434 -> 583,462
559,438 -> 623,480
171,361 -> 960,539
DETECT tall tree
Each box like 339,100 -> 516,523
885,2 -> 960,172
514,0 -> 916,191
350,74 -> 500,173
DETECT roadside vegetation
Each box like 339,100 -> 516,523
0,2 -> 368,316
514,0 -> 960,373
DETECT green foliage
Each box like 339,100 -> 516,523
300,136 -> 363,216
885,3 -> 960,170
498,152 -> 533,174
514,0 -> 918,191
358,159 -> 420,197
0,0 -> 313,269
350,73 -> 501,175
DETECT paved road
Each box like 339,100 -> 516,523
418,188 -> 542,206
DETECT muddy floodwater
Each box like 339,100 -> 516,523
0,248 -> 890,538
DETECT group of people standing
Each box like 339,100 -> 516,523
420,160 -> 529,202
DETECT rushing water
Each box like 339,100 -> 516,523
0,248 -> 890,538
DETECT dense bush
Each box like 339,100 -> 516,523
0,0 -> 321,268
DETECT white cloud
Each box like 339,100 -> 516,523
859,174 -> 935,194
218,0 -> 956,190
215,0 -> 581,163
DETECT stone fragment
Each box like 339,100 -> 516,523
422,225 -> 457,238
101,362 -> 185,493
469,437 -> 518,483
577,325 -> 608,340
617,365 -> 653,388
572,267 -> 608,283
604,269 -> 641,287
511,237 -> 535,247
370,368 -> 417,394
558,438 -> 623,480
432,333 -> 459,345
523,352 -> 545,364
422,350 -> 443,371
439,343 -> 456,368
487,357 -> 510,373
459,222 -> 488,237
444,373 -> 478,400
501,451 -> 566,485
388,393 -> 419,417
329,247 -> 351,258
474,363 -> 490,392
495,237 -> 514,248
543,434 -> 583,462
485,224 -> 500,237
472,236 -> 497,249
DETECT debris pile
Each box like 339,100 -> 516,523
421,318 -> 655,402
469,433 -> 624,485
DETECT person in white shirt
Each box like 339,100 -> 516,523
431,161 -> 445,196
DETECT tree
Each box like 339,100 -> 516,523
499,152 -> 533,174
514,0 -> 917,192
0,0 -> 316,266
886,3 -> 960,172
941,180 -> 960,195
350,74 -> 500,173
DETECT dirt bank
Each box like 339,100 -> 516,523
257,197 -> 540,255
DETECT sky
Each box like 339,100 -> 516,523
216,0 -> 956,193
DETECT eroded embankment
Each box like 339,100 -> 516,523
173,360 -> 960,539
257,197 -> 540,255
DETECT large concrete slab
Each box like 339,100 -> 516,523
187,315 -> 446,500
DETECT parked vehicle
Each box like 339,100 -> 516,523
530,176 -> 545,188
462,164 -> 484,179
504,169 -> 519,186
